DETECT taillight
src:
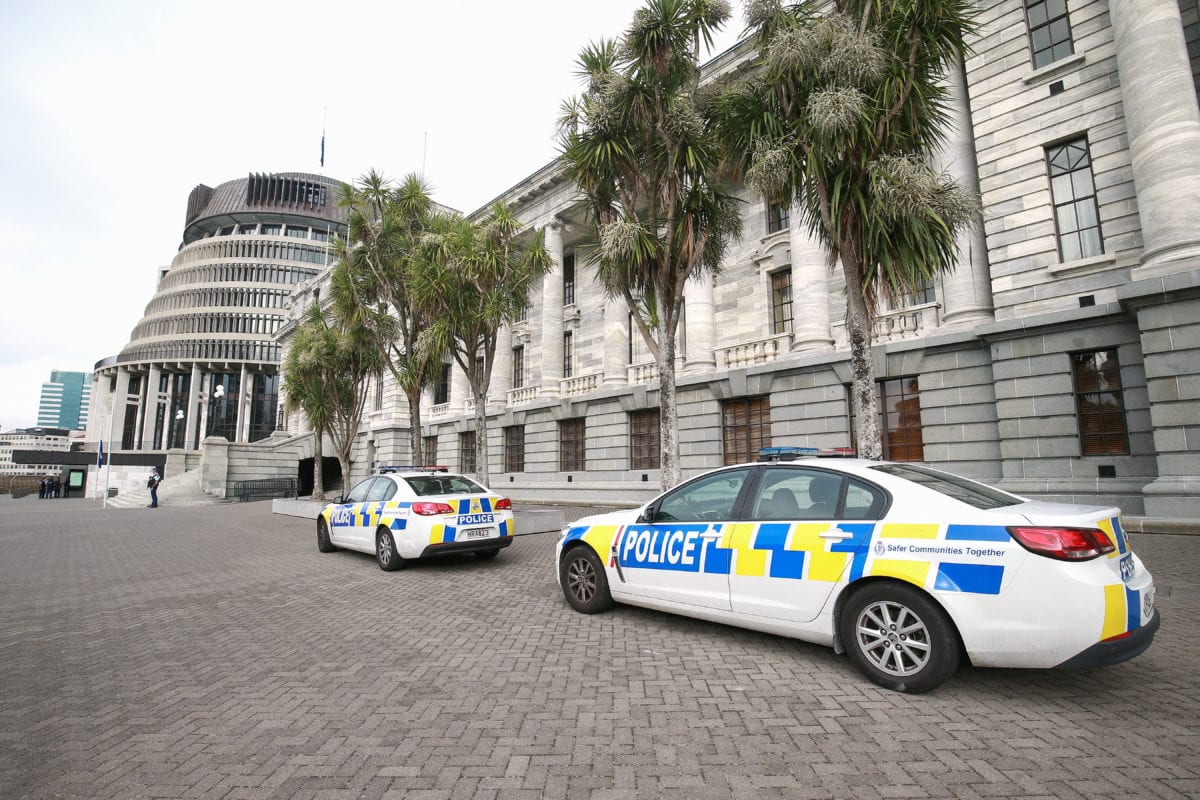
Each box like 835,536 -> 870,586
1007,526 -> 1115,561
494,497 -> 512,510
411,501 -> 454,516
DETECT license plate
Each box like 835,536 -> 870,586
463,527 -> 494,540
1120,553 -> 1135,582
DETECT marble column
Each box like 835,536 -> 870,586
602,297 -> 630,386
683,273 -> 716,373
88,372 -> 112,448
539,221 -> 564,397
936,55 -> 994,328
789,226 -> 834,352
491,325 -> 514,407
184,364 -> 201,449
140,365 -> 161,450
235,365 -> 250,443
449,360 -> 469,414
1111,0 -> 1200,279
112,369 -> 131,450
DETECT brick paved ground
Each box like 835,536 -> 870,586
0,498 -> 1197,800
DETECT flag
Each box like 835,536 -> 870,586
97,440 -> 104,469
320,132 -> 325,168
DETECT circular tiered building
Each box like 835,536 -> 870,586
90,172 -> 347,452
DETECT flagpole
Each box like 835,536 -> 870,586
103,395 -> 116,509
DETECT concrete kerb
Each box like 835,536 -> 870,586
271,497 -> 567,535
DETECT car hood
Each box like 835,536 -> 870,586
567,507 -> 645,531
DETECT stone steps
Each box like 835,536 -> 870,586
106,468 -> 234,508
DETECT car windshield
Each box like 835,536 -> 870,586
869,464 -> 1023,510
404,474 -> 486,497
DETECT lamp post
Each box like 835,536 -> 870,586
173,408 -> 184,449
207,384 -> 225,437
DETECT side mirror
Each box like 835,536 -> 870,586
636,504 -> 655,524
332,495 -> 344,504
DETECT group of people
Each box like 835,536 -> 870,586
37,477 -> 68,499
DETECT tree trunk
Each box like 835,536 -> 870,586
841,255 -> 883,459
312,431 -> 326,501
474,390 -> 489,486
406,384 -> 424,466
657,315 -> 681,490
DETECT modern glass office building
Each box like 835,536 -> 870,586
36,370 -> 91,431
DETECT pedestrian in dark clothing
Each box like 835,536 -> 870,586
147,469 -> 161,508
38,479 -> 46,499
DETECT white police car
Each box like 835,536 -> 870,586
556,450 -> 1158,693
318,467 -> 514,570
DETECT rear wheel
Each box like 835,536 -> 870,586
840,583 -> 960,693
317,518 -> 337,553
560,546 -> 613,614
376,528 -> 405,571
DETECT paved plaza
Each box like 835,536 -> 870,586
1,498 -> 1197,800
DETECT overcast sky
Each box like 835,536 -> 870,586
0,0 -> 745,432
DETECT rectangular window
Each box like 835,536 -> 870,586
374,376 -> 383,411
563,253 -> 576,305
1025,0 -> 1074,69
504,425 -> 525,472
771,269 -> 793,335
1072,350 -> 1129,455
559,418 -> 586,471
722,396 -> 771,465
880,377 -> 924,462
629,409 -> 661,469
512,346 -> 525,387
767,198 -> 790,234
458,431 -> 476,474
285,226 -> 309,238
1047,137 -> 1103,262
423,435 -> 438,465
261,224 -> 281,236
563,332 -> 574,379
434,363 -> 451,405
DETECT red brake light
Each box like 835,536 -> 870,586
1007,526 -> 1115,561
411,501 -> 454,516
494,497 -> 512,511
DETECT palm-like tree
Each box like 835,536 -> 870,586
334,170 -> 438,466
281,303 -> 384,496
559,0 -> 742,489
722,0 -> 978,458
411,203 -> 552,486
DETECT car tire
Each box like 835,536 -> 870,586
560,545 -> 614,614
376,527 -> 406,571
474,549 -> 500,561
840,582 -> 960,694
317,518 -> 337,553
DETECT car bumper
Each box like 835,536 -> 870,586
419,537 -> 512,558
1056,609 -> 1161,669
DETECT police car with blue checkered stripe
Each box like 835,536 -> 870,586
556,448 -> 1158,693
318,467 -> 514,570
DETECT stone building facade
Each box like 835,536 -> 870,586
87,172 -> 348,460
283,1 -> 1197,520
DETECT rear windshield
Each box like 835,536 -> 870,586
869,464 -> 1022,510
403,475 -> 486,497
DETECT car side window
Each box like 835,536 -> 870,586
653,469 -> 750,522
843,479 -> 887,520
749,468 -> 846,521
344,478 -> 375,504
367,478 -> 396,502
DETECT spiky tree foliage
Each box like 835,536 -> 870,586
410,202 -> 553,486
334,170 -> 438,465
559,0 -> 742,489
721,0 -> 979,459
281,303 -> 384,497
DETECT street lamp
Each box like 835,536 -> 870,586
207,384 -> 225,437
174,408 -> 184,449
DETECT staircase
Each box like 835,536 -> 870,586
106,468 -> 233,508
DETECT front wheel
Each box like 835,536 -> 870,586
376,528 -> 406,571
560,546 -> 613,614
840,583 -> 960,693
317,518 -> 337,553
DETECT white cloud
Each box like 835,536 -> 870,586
0,0 -> 745,430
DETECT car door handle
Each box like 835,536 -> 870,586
700,527 -> 723,540
819,526 -> 852,541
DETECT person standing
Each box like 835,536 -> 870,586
147,469 -> 161,508
38,478 -> 46,499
